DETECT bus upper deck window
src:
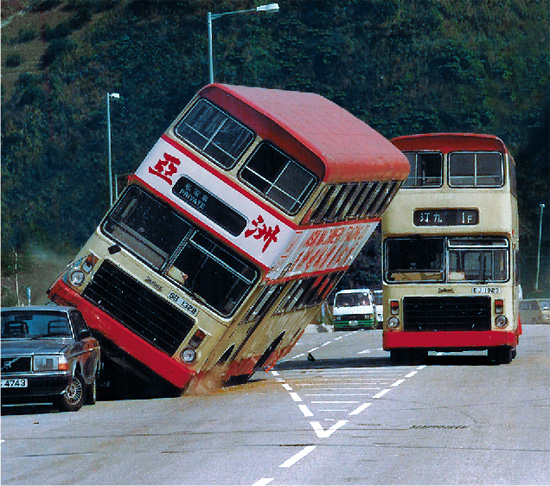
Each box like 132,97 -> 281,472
449,152 -> 503,187
240,143 -> 318,214
402,152 -> 442,188
174,99 -> 254,169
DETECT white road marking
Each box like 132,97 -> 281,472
392,379 -> 405,387
279,446 -> 317,468
349,403 -> 372,416
289,392 -> 302,402
372,389 -> 391,399
311,400 -> 359,404
252,478 -> 274,486
282,383 -> 293,391
271,371 -> 279,376
298,404 -> 314,417
310,420 -> 348,438
405,371 -> 418,378
358,349 -> 371,354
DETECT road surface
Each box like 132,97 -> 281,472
2,325 -> 549,485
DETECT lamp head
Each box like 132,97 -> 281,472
256,3 -> 279,13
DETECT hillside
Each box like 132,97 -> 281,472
1,0 -> 549,304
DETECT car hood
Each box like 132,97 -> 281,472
1,339 -> 71,355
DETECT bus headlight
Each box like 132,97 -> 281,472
69,270 -> 85,286
495,315 -> 508,328
387,317 -> 400,328
181,348 -> 197,363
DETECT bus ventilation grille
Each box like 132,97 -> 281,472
403,297 -> 491,332
83,260 -> 194,355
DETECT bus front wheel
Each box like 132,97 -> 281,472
390,349 -> 427,366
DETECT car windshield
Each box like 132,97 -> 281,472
1,312 -> 72,339
373,291 -> 382,305
540,300 -> 550,311
335,292 -> 372,307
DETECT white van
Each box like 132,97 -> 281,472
332,289 -> 375,331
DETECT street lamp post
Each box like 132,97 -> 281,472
107,92 -> 121,207
535,203 -> 545,291
207,3 -> 279,84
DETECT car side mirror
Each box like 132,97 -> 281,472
77,329 -> 92,340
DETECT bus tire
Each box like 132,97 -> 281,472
488,346 -> 514,365
390,349 -> 409,365
390,349 -> 427,366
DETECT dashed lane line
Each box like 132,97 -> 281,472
253,352 -> 427,485
279,445 -> 317,468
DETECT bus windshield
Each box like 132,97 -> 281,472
385,237 -> 509,283
103,186 -> 259,316
385,238 -> 445,282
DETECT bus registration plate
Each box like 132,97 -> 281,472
1,379 -> 28,388
472,287 -> 501,294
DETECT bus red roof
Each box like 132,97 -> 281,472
199,84 -> 409,183
391,133 -> 510,154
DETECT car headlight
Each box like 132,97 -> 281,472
34,355 -> 69,371
387,317 -> 400,328
495,315 -> 508,328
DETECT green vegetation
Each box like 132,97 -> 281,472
1,0 -> 549,305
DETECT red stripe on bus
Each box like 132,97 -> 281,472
383,329 -> 520,350
49,280 -> 195,389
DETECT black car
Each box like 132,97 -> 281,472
1,306 -> 101,411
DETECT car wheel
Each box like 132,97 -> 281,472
85,379 -> 97,405
57,373 -> 86,412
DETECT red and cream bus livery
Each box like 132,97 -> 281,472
382,133 -> 521,365
49,84 -> 409,390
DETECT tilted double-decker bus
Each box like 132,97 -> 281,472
48,84 -> 409,391
381,133 -> 521,365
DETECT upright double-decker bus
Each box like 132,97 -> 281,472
381,133 -> 521,365
48,84 -> 409,391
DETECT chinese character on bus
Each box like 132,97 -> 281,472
245,215 -> 280,253
149,153 -> 181,184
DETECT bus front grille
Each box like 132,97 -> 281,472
83,260 -> 194,356
403,297 -> 491,332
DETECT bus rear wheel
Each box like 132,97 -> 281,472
488,346 -> 515,365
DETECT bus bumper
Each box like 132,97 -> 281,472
383,329 -> 519,351
48,280 -> 195,389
